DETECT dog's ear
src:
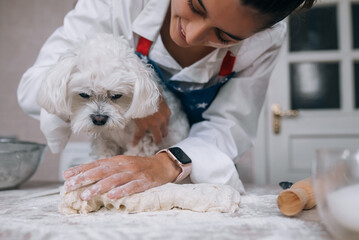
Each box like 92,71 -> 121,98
125,63 -> 161,119
37,50 -> 77,118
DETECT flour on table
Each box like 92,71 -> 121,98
59,183 -> 241,214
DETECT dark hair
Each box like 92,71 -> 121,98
242,0 -> 316,27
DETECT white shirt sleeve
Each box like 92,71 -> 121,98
175,23 -> 287,192
17,0 -> 112,153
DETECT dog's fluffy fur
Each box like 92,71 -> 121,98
37,33 -> 189,158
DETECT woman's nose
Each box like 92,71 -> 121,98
185,19 -> 210,45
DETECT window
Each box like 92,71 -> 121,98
289,5 -> 338,51
288,1 -> 359,111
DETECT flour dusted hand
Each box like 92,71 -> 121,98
63,153 -> 181,200
59,183 -> 241,214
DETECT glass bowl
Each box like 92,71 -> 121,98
0,136 -> 18,143
313,149 -> 359,240
0,141 -> 46,190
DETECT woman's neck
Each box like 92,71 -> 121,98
160,7 -> 214,68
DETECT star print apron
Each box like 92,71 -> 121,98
136,37 -> 236,125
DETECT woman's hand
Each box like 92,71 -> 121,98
132,96 -> 171,146
62,153 -> 181,200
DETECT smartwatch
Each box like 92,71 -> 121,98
158,147 -> 192,183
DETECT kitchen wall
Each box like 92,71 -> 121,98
0,0 -> 79,181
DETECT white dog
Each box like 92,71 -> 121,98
37,33 -> 189,159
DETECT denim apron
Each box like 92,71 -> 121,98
136,37 -> 236,125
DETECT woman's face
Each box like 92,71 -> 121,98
170,0 -> 269,48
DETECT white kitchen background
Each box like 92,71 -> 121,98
0,0 -> 358,183
254,0 -> 359,183
0,0 -> 80,182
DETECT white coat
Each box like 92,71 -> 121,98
17,0 -> 287,192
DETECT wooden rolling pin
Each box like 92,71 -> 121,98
277,178 -> 316,216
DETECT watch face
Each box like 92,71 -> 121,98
169,147 -> 192,164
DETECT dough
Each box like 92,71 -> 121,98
59,183 -> 241,214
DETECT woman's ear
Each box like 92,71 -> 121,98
37,51 -> 77,118
125,62 -> 161,119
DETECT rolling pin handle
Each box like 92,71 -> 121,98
277,178 -> 316,217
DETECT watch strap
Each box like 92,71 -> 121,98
157,148 -> 192,183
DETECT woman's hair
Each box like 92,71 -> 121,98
242,0 -> 316,27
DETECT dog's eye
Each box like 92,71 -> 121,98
79,93 -> 90,99
111,94 -> 122,100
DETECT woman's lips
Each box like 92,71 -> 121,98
178,18 -> 186,41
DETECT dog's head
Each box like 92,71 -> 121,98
37,34 -> 160,134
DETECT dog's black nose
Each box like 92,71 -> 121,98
90,114 -> 109,126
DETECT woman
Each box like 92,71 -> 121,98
17,0 -> 315,200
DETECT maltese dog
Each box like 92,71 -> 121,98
37,33 -> 189,159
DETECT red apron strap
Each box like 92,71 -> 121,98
136,37 -> 152,56
219,51 -> 236,76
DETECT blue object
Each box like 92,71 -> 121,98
135,52 -> 235,125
